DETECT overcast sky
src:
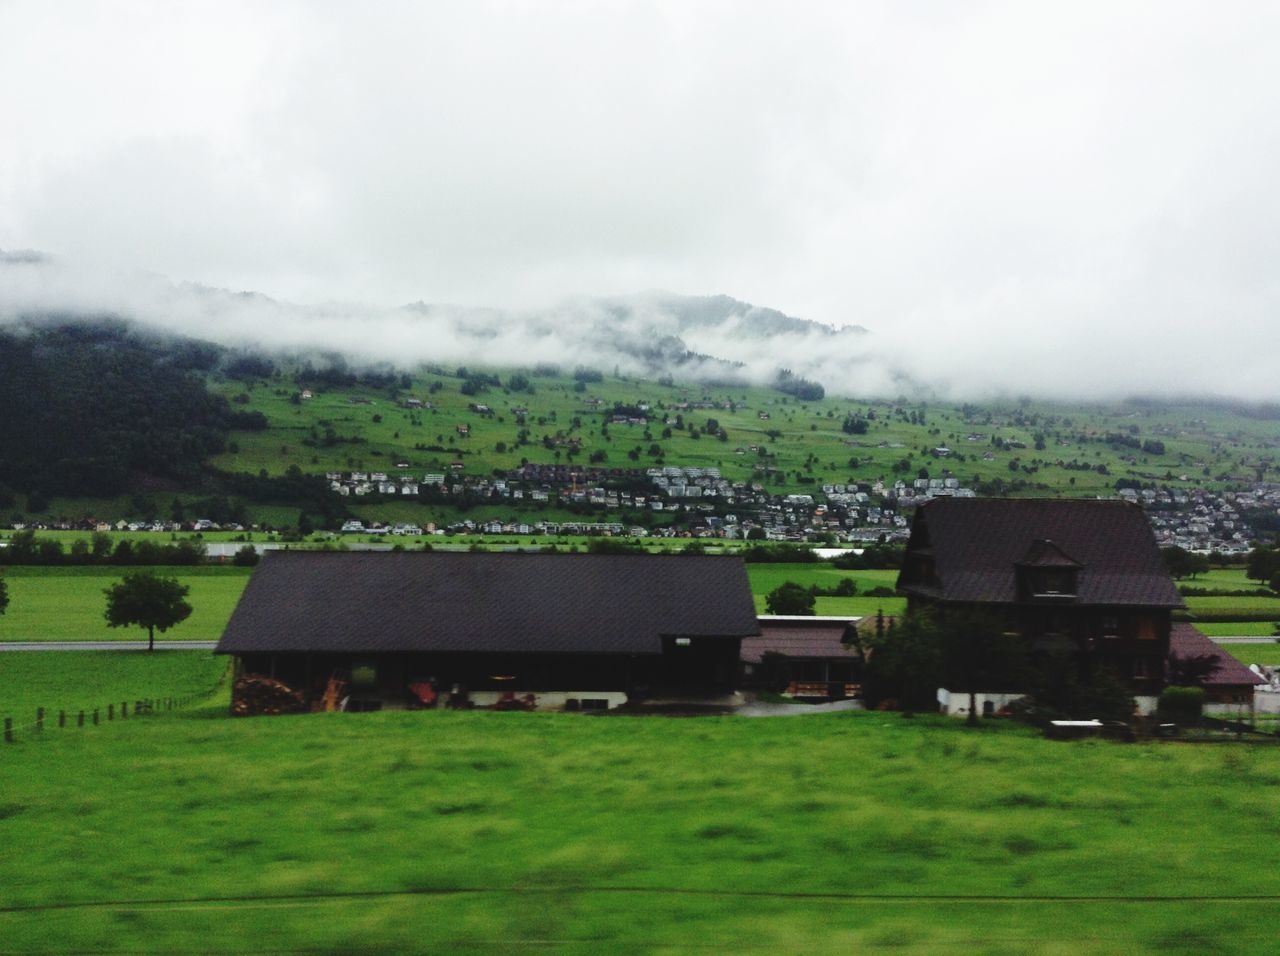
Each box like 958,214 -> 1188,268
2,1 -> 1278,399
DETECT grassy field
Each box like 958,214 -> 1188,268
1196,621 -> 1279,637
745,563 -> 905,617
1,708 -> 1280,952
0,567 -> 252,643
204,370 -> 1280,497
1220,642 -> 1280,666
0,651 -> 228,726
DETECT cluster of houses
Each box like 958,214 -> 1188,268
218,497 -> 1274,721
1139,484 -> 1280,555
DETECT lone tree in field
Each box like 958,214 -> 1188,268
104,572 -> 192,651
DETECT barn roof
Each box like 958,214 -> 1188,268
216,551 -> 759,656
1168,624 -> 1267,688
897,498 -> 1183,607
742,618 -> 862,664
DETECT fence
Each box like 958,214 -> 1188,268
2,664 -> 232,746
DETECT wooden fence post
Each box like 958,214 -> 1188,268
36,708 -> 44,733
122,701 -> 128,719
3,718 -> 11,744
59,710 -> 66,728
92,709 -> 99,726
107,704 -> 114,722
77,711 -> 85,728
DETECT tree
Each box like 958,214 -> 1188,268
231,544 -> 260,567
104,572 -> 192,651
765,582 -> 815,616
860,610 -> 942,712
937,609 -> 1028,725
0,574 -> 8,618
1163,546 -> 1210,580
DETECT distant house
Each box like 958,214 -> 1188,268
897,498 -> 1185,714
217,553 -> 759,713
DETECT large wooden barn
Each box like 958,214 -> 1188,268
216,551 -> 760,712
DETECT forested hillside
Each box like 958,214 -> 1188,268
0,322 -> 236,498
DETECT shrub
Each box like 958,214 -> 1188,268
765,582 -> 815,616
231,545 -> 260,567
1158,686 -> 1204,725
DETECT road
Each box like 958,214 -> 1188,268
0,641 -> 218,652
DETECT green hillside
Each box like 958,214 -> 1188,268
4,322 -> 1279,533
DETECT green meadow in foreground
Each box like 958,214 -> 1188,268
2,701 -> 1280,953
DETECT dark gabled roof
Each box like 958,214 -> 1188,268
1018,539 -> 1083,568
742,618 -> 862,664
898,498 -> 1183,607
1168,624 -> 1267,688
216,551 -> 759,656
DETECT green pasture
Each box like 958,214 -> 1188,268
0,651 -> 228,724
1195,621 -> 1279,637
1220,642 -> 1280,666
0,567 -> 251,643
746,563 -> 898,593
2,710 -> 1280,952
1184,596 -> 1280,611
201,369 -> 1280,498
746,563 -> 904,617
1177,568 -> 1260,589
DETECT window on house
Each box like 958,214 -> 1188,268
1102,615 -> 1120,638
1137,617 -> 1157,640
1028,569 -> 1077,597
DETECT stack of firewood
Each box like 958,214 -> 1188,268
231,674 -> 307,716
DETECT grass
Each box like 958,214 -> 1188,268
0,651 -> 228,726
2,709 -> 1280,952
746,563 -> 905,616
0,567 -> 251,643
1195,621 -> 1279,637
1219,642 -> 1280,666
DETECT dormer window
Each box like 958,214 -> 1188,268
1016,539 -> 1083,602
1027,568 -> 1077,597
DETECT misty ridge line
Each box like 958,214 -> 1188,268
0,251 -> 1273,404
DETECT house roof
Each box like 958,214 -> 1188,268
742,617 -> 862,664
216,551 -> 760,656
1168,624 -> 1267,687
897,498 -> 1183,607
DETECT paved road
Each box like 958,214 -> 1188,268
0,641 -> 218,652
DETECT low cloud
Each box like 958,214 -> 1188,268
2,254 -> 1277,403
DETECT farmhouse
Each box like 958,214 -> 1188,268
897,497 -> 1185,714
216,552 -> 759,712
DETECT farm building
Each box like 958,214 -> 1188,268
897,497 -> 1185,714
1167,623 -> 1266,715
216,551 -> 759,713
740,616 -> 864,700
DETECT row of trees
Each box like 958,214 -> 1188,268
2,531 -> 208,566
